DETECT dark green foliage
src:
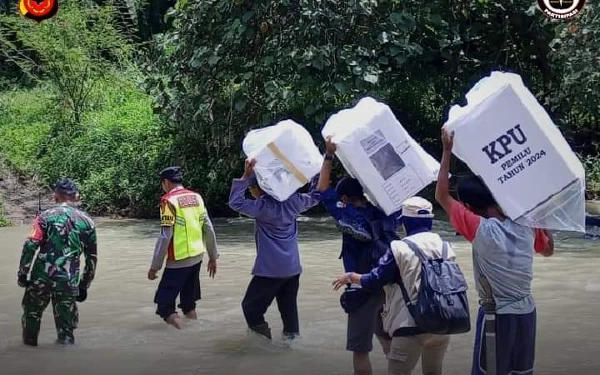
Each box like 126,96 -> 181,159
146,0 -> 598,211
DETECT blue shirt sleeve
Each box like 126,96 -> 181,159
228,178 -> 275,220
359,248 -> 400,290
308,175 -> 360,222
290,193 -> 320,213
310,187 -> 345,220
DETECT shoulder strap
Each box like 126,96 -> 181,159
396,239 -> 427,310
397,273 -> 414,309
442,241 -> 449,260
401,238 -> 429,263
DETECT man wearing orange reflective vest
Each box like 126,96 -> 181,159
148,166 -> 219,329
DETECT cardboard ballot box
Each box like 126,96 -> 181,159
443,71 -> 586,233
242,120 -> 322,202
322,97 -> 441,216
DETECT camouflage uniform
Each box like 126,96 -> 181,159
18,202 -> 97,345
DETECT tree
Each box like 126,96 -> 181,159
145,0 -> 560,211
0,0 -> 133,126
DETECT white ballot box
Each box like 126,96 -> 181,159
443,71 -> 586,233
242,120 -> 322,202
322,97 -> 441,216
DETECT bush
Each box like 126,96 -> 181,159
0,201 -> 12,227
39,73 -> 169,216
0,72 -> 170,217
582,154 -> 600,200
0,86 -> 54,174
0,1 -> 170,217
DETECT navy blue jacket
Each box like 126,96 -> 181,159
310,185 -> 402,274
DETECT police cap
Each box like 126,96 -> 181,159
54,178 -> 79,196
159,166 -> 183,183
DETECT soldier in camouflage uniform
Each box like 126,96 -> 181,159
17,179 -> 98,346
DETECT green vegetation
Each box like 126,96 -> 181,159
0,0 -> 168,217
583,154 -> 600,200
0,201 -> 11,227
0,0 -> 598,218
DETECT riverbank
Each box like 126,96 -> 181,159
0,159 -> 53,226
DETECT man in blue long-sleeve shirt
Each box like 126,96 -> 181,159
229,158 -> 319,345
311,137 -> 402,375
333,197 -> 453,375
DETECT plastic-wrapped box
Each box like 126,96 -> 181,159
443,71 -> 586,233
242,120 -> 323,202
322,97 -> 441,216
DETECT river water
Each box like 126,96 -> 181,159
0,217 -> 599,375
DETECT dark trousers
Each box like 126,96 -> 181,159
241,274 -> 300,334
22,284 -> 78,342
472,307 -> 537,375
154,262 -> 201,320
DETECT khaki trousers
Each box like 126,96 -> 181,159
387,334 -> 450,375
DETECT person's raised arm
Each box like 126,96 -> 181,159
435,128 -> 481,242
435,128 -> 457,214
316,137 -> 336,193
292,192 -> 320,214
228,158 -> 272,219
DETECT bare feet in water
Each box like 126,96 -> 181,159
184,310 -> 198,320
166,313 -> 183,329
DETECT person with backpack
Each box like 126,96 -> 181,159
311,137 -> 402,375
228,158 -> 319,346
333,196 -> 470,375
435,128 -> 554,375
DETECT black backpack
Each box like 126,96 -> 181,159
397,239 -> 471,335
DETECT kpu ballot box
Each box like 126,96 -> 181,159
322,97 -> 441,216
443,71 -> 586,233
242,120 -> 322,202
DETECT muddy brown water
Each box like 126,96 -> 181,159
0,217 -> 599,375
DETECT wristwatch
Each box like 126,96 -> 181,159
324,153 -> 334,161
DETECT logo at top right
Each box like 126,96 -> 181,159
537,0 -> 586,20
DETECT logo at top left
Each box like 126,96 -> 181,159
19,0 -> 58,23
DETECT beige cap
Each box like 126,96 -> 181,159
401,196 -> 434,218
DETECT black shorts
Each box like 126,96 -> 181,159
472,307 -> 536,375
346,289 -> 390,352
154,262 -> 201,319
